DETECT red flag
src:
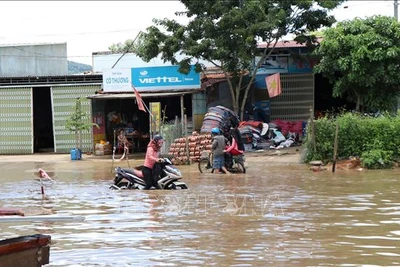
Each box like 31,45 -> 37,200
265,73 -> 282,98
132,85 -> 146,112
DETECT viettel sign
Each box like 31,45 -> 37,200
131,65 -> 200,91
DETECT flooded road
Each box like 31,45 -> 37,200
0,154 -> 399,266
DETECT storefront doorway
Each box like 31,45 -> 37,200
33,87 -> 54,153
90,93 -> 193,153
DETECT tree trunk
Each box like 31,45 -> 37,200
239,39 -> 280,120
226,75 -> 238,114
356,94 -> 361,112
78,130 -> 82,151
75,130 -> 79,150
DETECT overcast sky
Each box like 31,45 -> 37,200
0,1 -> 395,65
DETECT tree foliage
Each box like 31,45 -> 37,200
108,39 -> 136,53
302,111 -> 400,169
111,0 -> 344,118
314,16 -> 400,112
65,97 -> 98,150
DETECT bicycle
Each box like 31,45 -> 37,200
198,151 -> 246,174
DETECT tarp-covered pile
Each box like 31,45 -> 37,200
270,119 -> 303,137
237,121 -> 268,150
238,119 -> 305,151
200,106 -> 239,136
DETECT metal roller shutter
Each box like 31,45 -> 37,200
270,73 -> 314,122
52,85 -> 100,153
0,87 -> 33,154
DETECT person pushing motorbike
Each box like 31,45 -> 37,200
211,127 -> 231,174
142,134 -> 164,189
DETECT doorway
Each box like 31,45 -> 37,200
314,74 -> 355,117
33,87 -> 54,153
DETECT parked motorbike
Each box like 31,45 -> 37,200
110,158 -> 188,190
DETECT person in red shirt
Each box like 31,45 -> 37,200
142,134 -> 164,189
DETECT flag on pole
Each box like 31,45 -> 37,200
265,73 -> 282,98
132,85 -> 146,112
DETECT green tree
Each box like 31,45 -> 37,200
65,98 -> 98,153
110,0 -> 344,119
314,15 -> 400,112
109,39 -> 136,53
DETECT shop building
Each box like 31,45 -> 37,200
0,75 -> 102,155
87,65 -> 205,153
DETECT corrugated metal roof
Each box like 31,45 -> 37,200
87,90 -> 196,99
0,74 -> 102,86
258,38 -> 323,49
0,42 -> 67,48
258,40 -> 305,49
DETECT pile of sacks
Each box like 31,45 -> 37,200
168,132 -> 212,165
94,140 -> 112,155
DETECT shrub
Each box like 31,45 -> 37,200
302,112 -> 400,169
361,149 -> 394,169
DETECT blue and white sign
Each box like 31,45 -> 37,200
131,65 -> 201,91
103,68 -> 133,92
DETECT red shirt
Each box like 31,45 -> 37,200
225,137 -> 244,156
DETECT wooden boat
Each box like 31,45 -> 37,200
0,208 -> 24,216
0,208 -> 51,267
0,234 -> 51,267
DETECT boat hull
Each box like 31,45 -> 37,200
0,234 -> 51,267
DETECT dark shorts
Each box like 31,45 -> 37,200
142,166 -> 153,189
213,155 -> 225,169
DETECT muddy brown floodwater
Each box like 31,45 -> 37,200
0,149 -> 399,267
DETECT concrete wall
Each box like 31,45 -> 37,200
0,43 -> 68,77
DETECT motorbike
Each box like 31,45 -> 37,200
110,158 -> 188,190
198,134 -> 246,174
198,151 -> 246,174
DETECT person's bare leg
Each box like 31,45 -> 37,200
222,166 -> 231,174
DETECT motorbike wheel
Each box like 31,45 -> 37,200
231,162 -> 246,173
174,184 -> 188,189
198,158 -> 212,173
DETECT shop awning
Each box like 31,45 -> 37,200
87,90 -> 197,100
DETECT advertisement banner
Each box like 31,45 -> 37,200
103,68 -> 132,92
149,102 -> 161,134
131,65 -> 200,91
255,55 -> 289,75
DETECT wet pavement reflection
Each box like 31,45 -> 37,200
0,155 -> 399,266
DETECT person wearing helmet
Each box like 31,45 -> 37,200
142,134 -> 164,189
211,128 -> 231,174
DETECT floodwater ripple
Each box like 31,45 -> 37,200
0,159 -> 399,266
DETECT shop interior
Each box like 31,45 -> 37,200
314,74 -> 355,117
92,94 -> 192,153
33,86 -> 54,153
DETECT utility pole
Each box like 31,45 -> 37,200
395,0 -> 400,112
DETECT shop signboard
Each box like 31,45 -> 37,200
255,55 -> 289,75
131,65 -> 201,91
102,68 -> 132,92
